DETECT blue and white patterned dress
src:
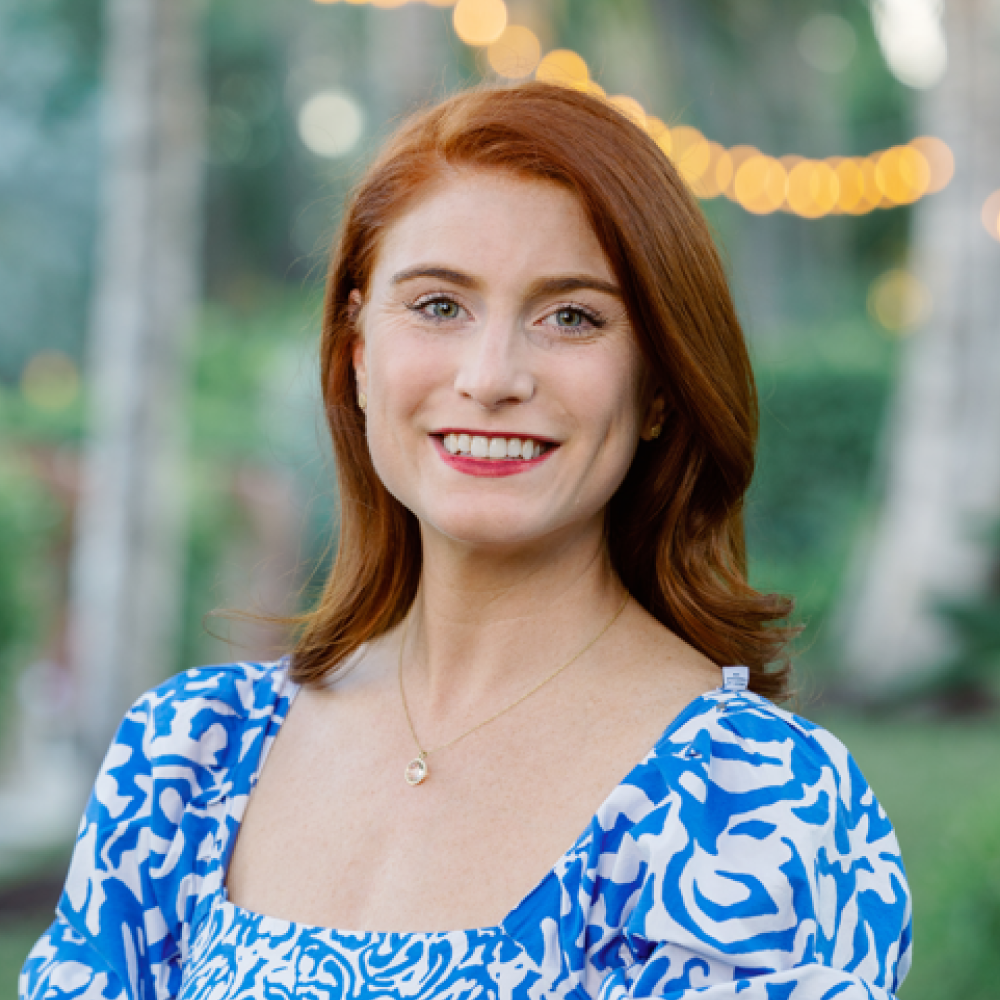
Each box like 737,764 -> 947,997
21,659 -> 912,1000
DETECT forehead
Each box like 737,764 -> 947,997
370,168 -> 615,287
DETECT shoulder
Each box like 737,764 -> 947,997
58,660 -> 297,980
609,688 -> 909,911
112,658 -> 296,777
82,658 -> 296,848
591,692 -> 911,987
661,690 -> 886,824
628,689 -> 900,852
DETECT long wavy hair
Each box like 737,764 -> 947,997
290,81 -> 794,700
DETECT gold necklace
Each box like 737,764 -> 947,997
398,594 -> 630,786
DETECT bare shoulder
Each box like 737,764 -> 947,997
600,598 -> 722,711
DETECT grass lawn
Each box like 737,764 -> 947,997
819,713 -> 1000,1000
2,715 -> 998,1000
0,917 -> 51,1000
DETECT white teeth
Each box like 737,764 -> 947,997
442,434 -> 546,460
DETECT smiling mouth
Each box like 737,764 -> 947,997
437,432 -> 554,461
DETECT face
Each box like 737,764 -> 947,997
352,168 -> 662,554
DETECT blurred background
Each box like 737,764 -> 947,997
1,0 -> 999,995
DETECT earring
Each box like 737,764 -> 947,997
649,423 -> 662,439
358,391 -> 367,411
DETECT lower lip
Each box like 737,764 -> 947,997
432,437 -> 556,478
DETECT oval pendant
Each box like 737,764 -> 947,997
405,756 -> 428,786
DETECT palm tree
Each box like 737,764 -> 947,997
69,0 -> 205,762
838,0 -> 1000,696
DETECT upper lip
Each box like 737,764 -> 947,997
432,428 -> 559,444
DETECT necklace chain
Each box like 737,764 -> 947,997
398,593 -> 630,782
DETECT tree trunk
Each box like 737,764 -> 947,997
838,0 -> 1000,693
68,0 -> 205,763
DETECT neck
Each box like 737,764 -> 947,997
399,520 -> 626,725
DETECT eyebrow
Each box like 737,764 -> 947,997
390,266 -> 623,300
391,266 -> 478,288
530,276 -> 623,299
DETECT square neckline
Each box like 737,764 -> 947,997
216,660 -> 733,941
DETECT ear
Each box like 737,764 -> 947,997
639,391 -> 666,441
349,290 -> 367,393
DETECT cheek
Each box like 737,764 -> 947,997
580,342 -> 645,439
367,328 -> 445,419
362,330 -> 453,495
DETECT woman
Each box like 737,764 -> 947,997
22,82 -> 911,1000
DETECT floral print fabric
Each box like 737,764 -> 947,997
21,660 -> 912,1000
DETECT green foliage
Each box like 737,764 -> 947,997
746,330 -> 894,666
0,432 -> 62,725
177,290 -> 334,670
0,0 -> 100,382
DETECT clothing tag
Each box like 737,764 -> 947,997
722,666 -> 749,692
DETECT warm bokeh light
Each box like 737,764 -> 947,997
21,351 -> 80,412
487,25 -> 541,78
298,90 -> 364,158
911,136 -> 955,194
608,95 -> 646,129
452,0 -> 507,47
534,49 -> 589,90
875,145 -> 930,205
734,155 -> 787,215
309,2 -> 954,220
777,155 -> 805,210
722,146 -> 761,202
670,125 -> 711,189
982,189 -> 1000,243
690,142 -> 731,199
645,115 -> 670,155
786,160 -> 839,217
868,268 -> 933,332
835,158 -> 874,214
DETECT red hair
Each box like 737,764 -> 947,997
291,82 -> 794,700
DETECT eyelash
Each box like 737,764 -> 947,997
405,295 -> 608,332
544,304 -> 607,332
406,295 -> 466,323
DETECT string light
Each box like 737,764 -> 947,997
531,49 -> 953,217
309,4 -> 954,217
535,49 -> 590,90
487,25 -> 542,79
452,0 -> 507,46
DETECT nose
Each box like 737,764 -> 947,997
452,318 -> 534,410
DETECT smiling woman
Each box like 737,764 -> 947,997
22,84 -> 912,1000
308,84 -> 793,697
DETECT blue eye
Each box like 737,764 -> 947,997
427,300 -> 459,320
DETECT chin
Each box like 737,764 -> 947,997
423,502 -> 566,552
